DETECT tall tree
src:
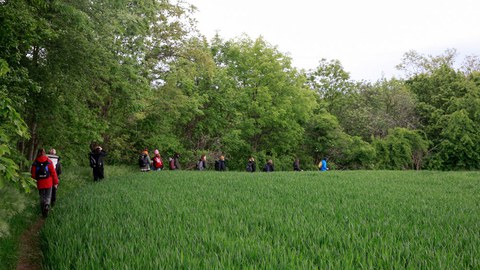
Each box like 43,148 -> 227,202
404,58 -> 480,169
210,36 -> 316,168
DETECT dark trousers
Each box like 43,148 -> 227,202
51,186 -> 57,207
39,187 -> 52,216
93,166 -> 104,181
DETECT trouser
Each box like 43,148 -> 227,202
51,186 -> 57,207
39,187 -> 52,217
93,166 -> 104,181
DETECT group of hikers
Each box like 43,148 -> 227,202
134,148 -> 329,173
30,145 -> 328,218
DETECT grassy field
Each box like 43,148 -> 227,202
41,170 -> 480,269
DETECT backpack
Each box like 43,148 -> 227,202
34,161 -> 50,180
169,158 -> 175,170
214,160 -> 220,171
139,154 -> 149,167
153,156 -> 163,169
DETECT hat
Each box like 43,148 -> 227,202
154,149 -> 159,155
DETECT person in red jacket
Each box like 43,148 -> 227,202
31,148 -> 59,218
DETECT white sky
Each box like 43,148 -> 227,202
193,0 -> 480,81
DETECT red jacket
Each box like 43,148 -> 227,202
31,155 -> 59,189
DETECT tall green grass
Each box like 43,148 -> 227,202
42,170 -> 480,269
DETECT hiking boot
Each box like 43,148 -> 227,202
42,204 -> 50,218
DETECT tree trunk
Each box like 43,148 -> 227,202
28,122 -> 37,161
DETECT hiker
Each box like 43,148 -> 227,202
139,148 -> 151,172
168,157 -> 175,170
197,154 -> 207,170
319,157 -> 328,171
89,146 -> 107,181
173,152 -> 181,170
263,159 -> 275,172
293,158 -> 301,171
215,155 -> 226,171
31,148 -> 59,218
46,148 -> 62,208
151,149 -> 163,171
246,157 -> 256,172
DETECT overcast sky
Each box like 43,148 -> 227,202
194,0 -> 480,81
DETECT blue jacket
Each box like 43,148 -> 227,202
320,159 -> 328,171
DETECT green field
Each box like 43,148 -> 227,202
41,170 -> 480,269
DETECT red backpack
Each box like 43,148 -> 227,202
153,156 -> 163,169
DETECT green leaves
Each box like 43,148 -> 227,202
373,128 -> 429,170
0,95 -> 33,191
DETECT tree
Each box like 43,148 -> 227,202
208,36 -> 317,169
304,110 -> 376,169
0,93 -> 33,191
405,62 -> 480,170
0,0 -> 196,164
373,128 -> 429,170
396,49 -> 457,78
338,79 -> 419,140
307,59 -> 355,114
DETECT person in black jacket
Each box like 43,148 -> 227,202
293,158 -> 301,171
264,159 -> 274,172
215,155 -> 227,171
89,146 -> 107,181
246,157 -> 256,172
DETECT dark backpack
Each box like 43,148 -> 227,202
214,160 -> 220,171
34,161 -> 50,180
139,154 -> 149,167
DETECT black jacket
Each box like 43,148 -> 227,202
264,163 -> 274,172
246,161 -> 256,172
89,150 -> 107,168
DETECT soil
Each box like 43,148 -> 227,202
15,218 -> 44,270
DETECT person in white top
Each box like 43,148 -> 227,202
47,149 -> 62,207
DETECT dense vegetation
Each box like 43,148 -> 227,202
41,170 -> 480,269
0,0 -> 479,251
2,0 -> 480,178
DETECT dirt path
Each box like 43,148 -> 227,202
16,218 -> 44,270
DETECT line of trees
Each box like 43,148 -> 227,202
2,0 -> 480,190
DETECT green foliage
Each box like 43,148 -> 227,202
0,95 -> 34,191
304,110 -> 375,169
374,128 -> 429,170
1,0 -> 479,171
42,170 -> 480,269
406,63 -> 480,170
336,79 -> 419,140
431,110 -> 480,170
307,58 -> 355,111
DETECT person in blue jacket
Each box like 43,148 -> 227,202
319,157 -> 328,171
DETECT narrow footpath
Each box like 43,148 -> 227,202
15,218 -> 44,270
